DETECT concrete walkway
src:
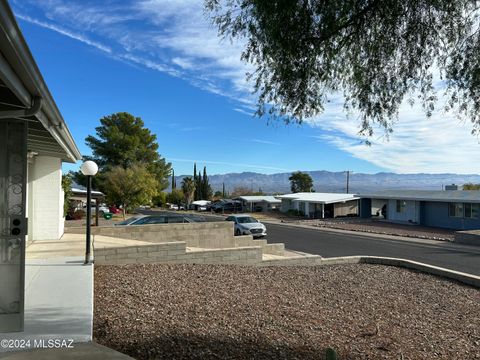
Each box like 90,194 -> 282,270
0,235 -> 93,353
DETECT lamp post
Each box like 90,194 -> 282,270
80,160 -> 98,265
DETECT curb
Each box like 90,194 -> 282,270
316,256 -> 480,288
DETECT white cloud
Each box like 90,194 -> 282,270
12,0 -> 480,174
15,13 -> 112,54
311,98 -> 480,174
169,158 -> 292,172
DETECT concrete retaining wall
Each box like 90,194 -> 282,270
95,242 -> 263,266
67,221 -> 236,248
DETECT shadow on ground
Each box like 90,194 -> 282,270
95,325 -> 329,360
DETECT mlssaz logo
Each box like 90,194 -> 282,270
33,339 -> 74,349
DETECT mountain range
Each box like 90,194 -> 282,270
173,170 -> 480,194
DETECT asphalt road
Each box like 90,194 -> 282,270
265,223 -> 480,276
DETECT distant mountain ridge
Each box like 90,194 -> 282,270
171,170 -> 480,194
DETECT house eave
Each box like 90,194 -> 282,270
0,2 -> 81,163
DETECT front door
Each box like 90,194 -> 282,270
0,120 -> 27,332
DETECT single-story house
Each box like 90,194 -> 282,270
277,193 -> 360,218
235,195 -> 281,212
358,190 -> 480,230
0,2 -> 81,333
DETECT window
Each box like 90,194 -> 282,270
464,203 -> 479,218
448,203 -> 464,218
396,200 -> 406,213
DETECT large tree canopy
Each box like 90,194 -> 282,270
206,0 -> 480,136
86,112 -> 162,169
77,112 -> 171,193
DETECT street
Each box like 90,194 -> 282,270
266,223 -> 480,276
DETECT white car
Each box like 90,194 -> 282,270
225,214 -> 267,238
82,204 -> 109,215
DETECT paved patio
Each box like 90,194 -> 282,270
0,235 -> 93,353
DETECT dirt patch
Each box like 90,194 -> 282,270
94,264 -> 479,359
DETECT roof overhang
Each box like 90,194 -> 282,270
290,197 -> 360,204
0,1 -> 81,163
360,194 -> 480,204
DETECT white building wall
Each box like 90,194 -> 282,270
29,156 -> 64,241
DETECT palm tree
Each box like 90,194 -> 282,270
181,177 -> 196,209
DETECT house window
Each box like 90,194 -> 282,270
396,200 -> 406,213
448,203 -> 464,218
464,203 -> 479,218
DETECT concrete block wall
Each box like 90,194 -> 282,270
94,242 -> 263,266
234,236 -> 285,255
67,222 -> 237,249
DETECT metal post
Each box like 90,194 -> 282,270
85,175 -> 92,265
346,171 -> 350,194
95,198 -> 99,227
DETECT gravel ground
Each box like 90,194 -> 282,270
299,219 -> 455,241
94,264 -> 480,360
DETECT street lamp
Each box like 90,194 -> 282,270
80,160 -> 98,264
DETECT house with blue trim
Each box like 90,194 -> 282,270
359,190 -> 480,230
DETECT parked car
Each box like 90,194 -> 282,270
115,215 -> 195,226
212,200 -> 243,213
82,203 -> 109,215
109,205 -> 121,214
225,214 -> 267,238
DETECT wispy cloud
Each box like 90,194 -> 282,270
15,13 -> 112,54
169,158 -> 292,172
12,0 -> 480,174
249,139 -> 280,146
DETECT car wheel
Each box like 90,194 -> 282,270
235,228 -> 241,236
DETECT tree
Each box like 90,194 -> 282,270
206,1 -> 480,137
152,191 -> 167,208
181,177 -> 196,208
201,166 -> 213,200
80,112 -> 171,191
171,169 -> 176,189
289,171 -> 314,193
104,164 -> 158,219
222,183 -> 226,198
231,186 -> 264,197
463,183 -> 480,190
167,189 -> 184,208
61,173 -> 73,217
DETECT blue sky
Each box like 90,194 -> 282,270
10,0 -> 480,175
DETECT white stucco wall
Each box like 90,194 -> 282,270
28,156 -> 64,241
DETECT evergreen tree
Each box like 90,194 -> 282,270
193,162 -> 198,200
202,166 -> 213,200
222,183 -> 226,198
171,169 -> 176,190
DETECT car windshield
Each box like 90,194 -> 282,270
117,217 -> 143,225
236,217 -> 258,224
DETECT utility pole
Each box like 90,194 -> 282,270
346,170 -> 350,194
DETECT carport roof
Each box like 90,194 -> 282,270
358,190 -> 480,203
276,192 -> 360,204
236,196 -> 281,203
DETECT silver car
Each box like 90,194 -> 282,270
225,214 -> 267,238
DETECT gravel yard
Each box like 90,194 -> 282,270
300,219 -> 455,241
94,264 -> 480,360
